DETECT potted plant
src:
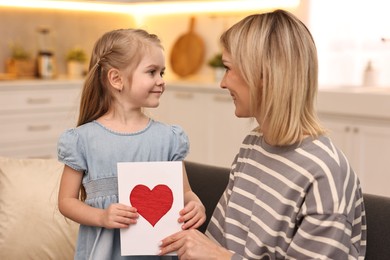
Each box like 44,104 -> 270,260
66,47 -> 87,78
207,53 -> 224,82
6,43 -> 36,78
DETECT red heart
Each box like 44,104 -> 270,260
130,184 -> 173,227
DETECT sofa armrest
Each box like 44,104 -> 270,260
185,161 -> 230,233
0,157 -> 78,259
364,193 -> 390,260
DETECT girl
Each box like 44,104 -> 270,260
159,10 -> 366,259
57,29 -> 205,259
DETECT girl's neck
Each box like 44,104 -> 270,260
96,109 -> 149,134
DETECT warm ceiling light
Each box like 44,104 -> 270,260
0,0 -> 300,14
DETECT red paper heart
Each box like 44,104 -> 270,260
130,184 -> 173,227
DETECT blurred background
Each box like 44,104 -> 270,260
1,0 -> 389,87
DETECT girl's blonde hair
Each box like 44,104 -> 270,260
221,9 -> 325,146
77,29 -> 162,200
78,28 -> 162,127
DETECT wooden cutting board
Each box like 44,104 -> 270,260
170,17 -> 205,78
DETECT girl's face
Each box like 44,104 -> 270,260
123,45 -> 166,109
220,50 -> 251,118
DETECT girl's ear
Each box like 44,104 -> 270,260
107,68 -> 123,92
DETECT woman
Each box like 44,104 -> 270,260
159,9 -> 366,259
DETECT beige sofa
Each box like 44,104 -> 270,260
0,157 -> 78,259
2,157 -> 390,260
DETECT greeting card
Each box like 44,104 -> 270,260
117,161 -> 183,256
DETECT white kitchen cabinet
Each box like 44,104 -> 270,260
207,92 -> 255,167
0,80 -> 82,158
146,83 -> 256,168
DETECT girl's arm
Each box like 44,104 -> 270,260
178,164 -> 206,230
58,165 -> 138,228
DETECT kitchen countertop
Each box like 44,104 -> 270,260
167,82 -> 390,120
1,79 -> 390,120
317,87 -> 390,120
0,78 -> 84,90
166,81 -> 390,120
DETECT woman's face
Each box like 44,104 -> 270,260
220,50 -> 251,118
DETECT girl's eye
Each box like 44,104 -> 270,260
148,69 -> 164,77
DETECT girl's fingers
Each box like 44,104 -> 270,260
178,209 -> 195,223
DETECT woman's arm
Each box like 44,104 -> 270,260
159,229 -> 233,260
58,165 -> 138,228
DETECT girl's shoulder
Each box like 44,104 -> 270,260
150,119 -> 189,143
150,120 -> 189,160
150,119 -> 186,135
58,122 -> 99,146
65,121 -> 102,135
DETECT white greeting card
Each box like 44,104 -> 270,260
117,161 -> 183,256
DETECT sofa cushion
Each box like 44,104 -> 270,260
0,157 -> 78,259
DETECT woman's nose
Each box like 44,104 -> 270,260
220,75 -> 227,89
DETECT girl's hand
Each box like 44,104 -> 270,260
178,201 -> 206,230
101,203 -> 138,229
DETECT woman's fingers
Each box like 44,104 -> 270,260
159,231 -> 186,255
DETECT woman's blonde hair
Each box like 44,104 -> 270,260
220,9 -> 325,146
77,29 -> 162,200
78,28 -> 162,127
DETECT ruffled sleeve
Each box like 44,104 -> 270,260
170,125 -> 190,161
57,128 -> 87,172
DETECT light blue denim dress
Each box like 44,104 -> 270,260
57,119 -> 189,260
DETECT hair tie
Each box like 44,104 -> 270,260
95,58 -> 101,67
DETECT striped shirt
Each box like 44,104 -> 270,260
206,132 -> 366,260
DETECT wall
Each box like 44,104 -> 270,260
308,0 -> 390,88
6,1 -> 389,87
0,2 -> 309,80
138,1 -> 308,82
0,7 -> 135,75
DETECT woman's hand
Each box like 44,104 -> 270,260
178,200 -> 206,230
101,203 -> 138,229
159,229 -> 232,260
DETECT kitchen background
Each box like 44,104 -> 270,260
0,1 -> 307,81
1,0 -> 390,197
1,0 -> 389,87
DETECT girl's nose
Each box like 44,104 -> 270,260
157,77 -> 165,86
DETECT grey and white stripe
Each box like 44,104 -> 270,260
206,131 -> 366,260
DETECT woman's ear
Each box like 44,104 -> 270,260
107,68 -> 123,92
